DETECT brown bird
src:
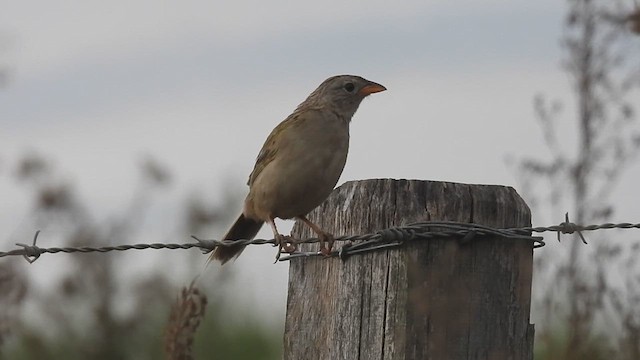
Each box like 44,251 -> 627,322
210,75 -> 386,264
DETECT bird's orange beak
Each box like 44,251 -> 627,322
359,82 -> 386,96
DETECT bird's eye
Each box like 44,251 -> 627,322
344,82 -> 355,92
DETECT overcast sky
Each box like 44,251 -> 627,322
2,1 -> 640,325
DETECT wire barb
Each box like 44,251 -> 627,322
13,230 -> 42,263
2,217 -> 639,264
555,212 -> 588,244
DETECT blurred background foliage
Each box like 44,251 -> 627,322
1,1 -> 640,359
0,154 -> 282,360
514,1 -> 640,359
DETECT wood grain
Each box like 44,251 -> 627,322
283,179 -> 534,360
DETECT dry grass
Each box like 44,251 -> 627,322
164,281 -> 208,360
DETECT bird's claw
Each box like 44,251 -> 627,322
319,232 -> 334,257
273,235 -> 297,262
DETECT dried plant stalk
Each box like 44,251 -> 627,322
165,281 -> 207,360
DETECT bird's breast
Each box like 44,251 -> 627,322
247,111 -> 350,220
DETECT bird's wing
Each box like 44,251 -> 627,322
247,113 -> 297,186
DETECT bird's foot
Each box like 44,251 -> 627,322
273,234 -> 297,262
318,232 -> 335,257
281,236 -> 297,253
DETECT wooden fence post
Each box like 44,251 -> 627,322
283,179 -> 534,360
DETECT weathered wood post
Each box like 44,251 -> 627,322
284,179 -> 534,360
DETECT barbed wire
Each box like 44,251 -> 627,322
1,214 -> 639,263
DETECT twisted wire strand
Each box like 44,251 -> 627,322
1,219 -> 639,263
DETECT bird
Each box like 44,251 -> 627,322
209,75 -> 386,264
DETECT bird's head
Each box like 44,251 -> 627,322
301,75 -> 386,119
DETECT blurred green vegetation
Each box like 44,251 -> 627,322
0,153 -> 282,360
2,307 -> 281,360
534,329 -> 612,360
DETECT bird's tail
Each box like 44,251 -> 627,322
208,213 -> 264,264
